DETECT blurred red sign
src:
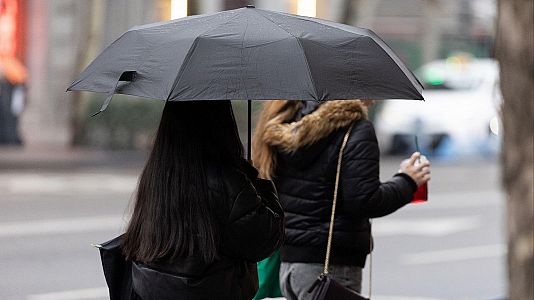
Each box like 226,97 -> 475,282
0,0 -> 26,84
0,0 -> 18,57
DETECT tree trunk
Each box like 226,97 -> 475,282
422,0 -> 441,64
496,1 -> 534,299
224,0 -> 249,10
70,0 -> 105,146
340,0 -> 355,24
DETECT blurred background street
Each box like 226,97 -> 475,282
0,152 -> 504,300
1,0 -> 532,299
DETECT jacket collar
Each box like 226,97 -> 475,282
263,100 -> 366,153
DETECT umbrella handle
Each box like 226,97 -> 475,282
247,99 -> 252,162
92,71 -> 136,117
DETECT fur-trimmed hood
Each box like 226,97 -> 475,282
262,100 -> 366,153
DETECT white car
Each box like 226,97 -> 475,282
374,58 -> 501,157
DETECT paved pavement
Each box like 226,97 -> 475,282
0,150 -> 505,300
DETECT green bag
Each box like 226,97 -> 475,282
253,250 -> 282,299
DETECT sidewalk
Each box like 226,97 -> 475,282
0,146 -> 146,171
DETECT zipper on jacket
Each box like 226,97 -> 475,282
266,206 -> 280,219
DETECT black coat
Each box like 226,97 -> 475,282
100,161 -> 284,300
265,101 -> 416,268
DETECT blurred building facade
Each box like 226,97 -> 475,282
0,0 -> 27,145
19,0 -> 159,149
6,0 -> 496,149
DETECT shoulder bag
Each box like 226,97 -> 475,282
307,123 -> 371,300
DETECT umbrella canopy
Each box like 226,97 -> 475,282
67,6 -> 424,160
67,6 -> 423,108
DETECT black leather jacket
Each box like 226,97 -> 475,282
132,161 -> 284,300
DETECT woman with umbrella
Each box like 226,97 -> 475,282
67,6 -> 429,299
121,100 -> 284,299
252,99 -> 431,299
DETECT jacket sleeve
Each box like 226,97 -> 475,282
340,120 -> 417,218
220,170 -> 284,263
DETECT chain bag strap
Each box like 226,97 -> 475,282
321,122 -> 372,299
322,123 -> 354,275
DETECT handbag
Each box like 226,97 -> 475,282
92,235 -> 136,300
307,124 -> 371,300
95,236 -> 257,299
253,249 -> 283,299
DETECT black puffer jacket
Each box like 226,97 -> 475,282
132,161 -> 284,300
264,101 -> 416,268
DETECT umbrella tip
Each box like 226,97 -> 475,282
91,110 -> 103,117
245,4 -> 255,8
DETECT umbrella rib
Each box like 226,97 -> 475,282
253,9 -> 319,101
166,11 -> 245,101
288,15 -> 423,94
67,30 -> 131,92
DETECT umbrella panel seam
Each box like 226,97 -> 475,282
253,9 -> 319,101
293,17 -> 423,94
166,10 -> 246,101
253,9 -> 423,97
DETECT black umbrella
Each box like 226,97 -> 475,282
67,5 -> 423,159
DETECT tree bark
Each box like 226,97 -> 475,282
70,0 -> 105,146
496,1 -> 534,299
223,0 -> 249,10
340,0 -> 355,24
422,0 -> 441,64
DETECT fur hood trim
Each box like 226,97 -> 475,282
263,100 -> 366,153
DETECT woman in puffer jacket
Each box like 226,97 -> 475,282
121,100 -> 284,300
252,100 -> 430,300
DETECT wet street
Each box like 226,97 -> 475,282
0,156 -> 505,300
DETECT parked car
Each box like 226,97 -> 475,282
374,57 -> 501,157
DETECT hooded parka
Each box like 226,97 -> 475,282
262,100 -> 416,268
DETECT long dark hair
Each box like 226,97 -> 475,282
122,100 -> 244,264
